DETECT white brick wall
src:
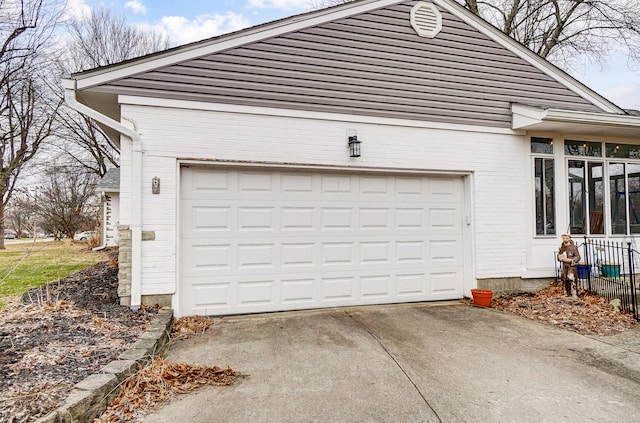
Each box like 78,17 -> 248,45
119,102 -> 529,296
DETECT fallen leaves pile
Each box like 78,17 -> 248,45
96,357 -> 237,422
484,281 -> 638,335
171,315 -> 215,338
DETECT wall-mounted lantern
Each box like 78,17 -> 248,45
348,132 -> 361,158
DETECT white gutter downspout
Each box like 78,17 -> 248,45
62,78 -> 143,311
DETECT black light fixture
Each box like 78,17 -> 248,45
348,134 -> 361,158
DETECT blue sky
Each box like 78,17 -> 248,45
71,0 -> 640,110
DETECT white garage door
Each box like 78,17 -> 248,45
180,166 -> 467,316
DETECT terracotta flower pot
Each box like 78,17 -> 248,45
471,289 -> 493,307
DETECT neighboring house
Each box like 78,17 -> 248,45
95,168 -> 120,248
62,0 -> 640,317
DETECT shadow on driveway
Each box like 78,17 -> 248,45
142,303 -> 640,423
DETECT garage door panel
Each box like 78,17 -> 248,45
397,241 -> 425,263
281,173 -> 314,192
189,168 -> 231,195
237,280 -> 277,307
397,273 -> 428,297
429,239 -> 462,263
321,174 -> 353,193
321,207 -> 354,229
188,244 -> 232,272
360,176 -> 389,194
430,271 -> 464,296
360,275 -> 392,299
180,167 -> 467,316
321,276 -> 357,302
321,242 -> 355,265
237,244 -> 276,269
238,171 -> 275,193
281,243 -> 315,267
429,207 -> 462,231
359,208 -> 391,229
360,242 -> 391,264
396,208 -> 425,229
429,177 -> 463,197
281,278 -> 316,304
281,207 -> 315,230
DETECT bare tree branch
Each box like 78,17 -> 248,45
55,7 -> 172,178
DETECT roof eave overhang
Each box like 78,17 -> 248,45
512,104 -> 640,139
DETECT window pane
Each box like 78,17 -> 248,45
588,162 -> 604,234
568,160 -> 586,234
534,158 -> 556,236
564,140 -> 602,157
535,158 -> 544,235
531,137 -> 553,154
629,164 -> 640,234
544,159 -> 555,235
606,143 -> 640,159
610,163 -> 627,235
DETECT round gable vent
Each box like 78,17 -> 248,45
411,2 -> 442,39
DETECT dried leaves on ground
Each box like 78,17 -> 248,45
96,358 -> 237,422
171,315 -> 215,338
481,281 -> 637,335
0,258 -> 157,423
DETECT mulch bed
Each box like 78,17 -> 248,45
470,281 -> 638,335
0,257 -> 158,423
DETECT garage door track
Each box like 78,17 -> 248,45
142,303 -> 640,422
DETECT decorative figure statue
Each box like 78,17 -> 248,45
558,233 -> 580,298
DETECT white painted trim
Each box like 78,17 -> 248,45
118,95 -> 522,136
177,158 -> 473,176
172,159 -> 182,316
463,173 -> 477,293
512,104 -> 640,130
73,0 -> 402,89
432,0 -> 623,114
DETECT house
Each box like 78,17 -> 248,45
95,168 -> 120,248
62,0 -> 640,317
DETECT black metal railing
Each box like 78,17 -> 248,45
578,237 -> 639,320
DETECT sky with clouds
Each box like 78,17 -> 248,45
71,0 -> 640,110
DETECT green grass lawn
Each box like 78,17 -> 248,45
0,240 -> 107,309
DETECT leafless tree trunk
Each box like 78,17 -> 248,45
0,0 -> 62,249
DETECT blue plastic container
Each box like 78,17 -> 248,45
576,264 -> 591,279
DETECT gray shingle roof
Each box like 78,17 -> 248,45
96,168 -> 120,192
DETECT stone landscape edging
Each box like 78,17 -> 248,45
35,308 -> 174,423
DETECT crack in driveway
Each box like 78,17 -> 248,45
345,310 -> 443,423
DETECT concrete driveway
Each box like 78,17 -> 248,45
142,303 -> 640,422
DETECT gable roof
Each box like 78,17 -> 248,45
68,0 -> 625,129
